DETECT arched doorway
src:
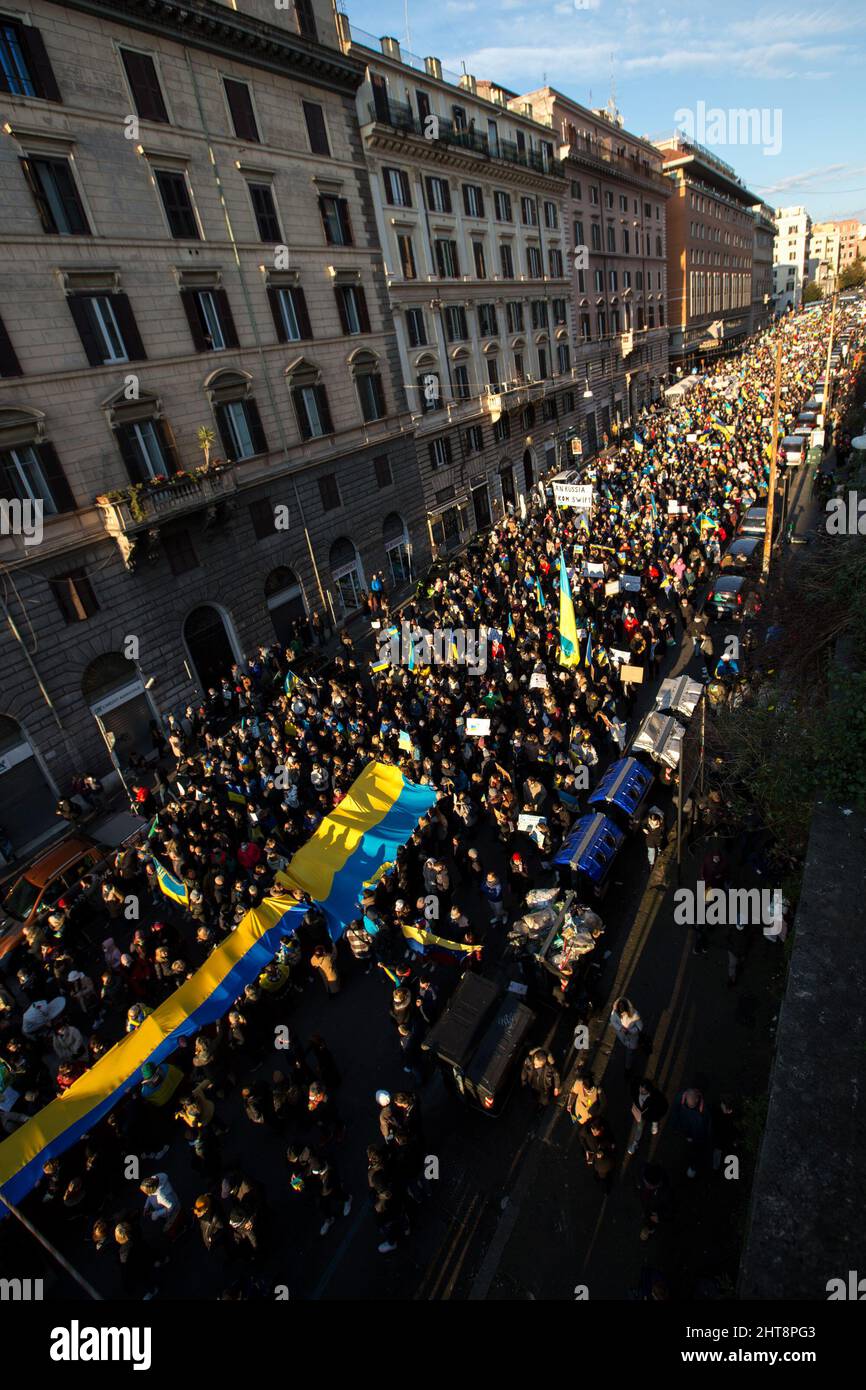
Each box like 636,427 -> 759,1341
265,567 -> 306,646
329,537 -> 364,614
0,716 -> 57,856
522,448 -> 535,489
183,605 -> 240,690
82,652 -> 156,769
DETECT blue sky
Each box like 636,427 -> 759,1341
341,0 -> 866,221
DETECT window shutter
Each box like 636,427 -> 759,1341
120,50 -> 167,123
399,170 -> 411,206
462,185 -> 471,216
334,287 -> 350,334
424,176 -> 434,211
214,289 -> 239,348
179,290 -> 209,352
318,195 -> 335,245
19,157 -> 54,232
292,388 -> 312,441
356,287 -> 371,334
66,296 -> 104,366
372,373 -> 386,419
245,399 -> 268,455
114,425 -> 145,483
20,27 -> 62,103
36,442 -> 75,512
112,293 -> 147,361
215,407 -> 236,460
156,419 -> 180,474
476,189 -> 485,218
442,181 -> 452,214
315,385 -> 333,435
0,316 -> 23,377
224,79 -> 259,142
267,286 -> 287,343
293,287 -> 312,340
302,101 -> 330,157
338,198 -> 353,245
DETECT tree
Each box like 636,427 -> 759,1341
197,425 -> 216,468
802,281 -> 823,303
838,257 -> 865,290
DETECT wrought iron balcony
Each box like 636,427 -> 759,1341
96,464 -> 237,570
366,102 -> 563,177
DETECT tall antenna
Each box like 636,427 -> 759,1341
404,0 -> 411,53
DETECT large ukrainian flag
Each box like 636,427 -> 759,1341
0,762 -> 435,1208
558,549 -> 581,667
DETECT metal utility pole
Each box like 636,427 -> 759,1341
762,341 -> 784,577
0,1189 -> 103,1300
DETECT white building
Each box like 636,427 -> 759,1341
773,206 -> 812,309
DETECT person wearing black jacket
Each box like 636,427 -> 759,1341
626,1077 -> 669,1156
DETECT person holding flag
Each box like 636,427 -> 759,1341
558,550 -> 581,667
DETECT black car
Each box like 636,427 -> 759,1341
721,537 -> 760,573
707,574 -> 746,620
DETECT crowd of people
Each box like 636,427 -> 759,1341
0,301 -> 849,1297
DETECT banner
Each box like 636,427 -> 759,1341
0,763 -> 436,1207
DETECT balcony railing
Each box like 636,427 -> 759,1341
366,102 -> 564,177
96,464 -> 237,568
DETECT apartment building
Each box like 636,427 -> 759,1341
750,202 -> 776,332
772,206 -> 812,310
521,90 -> 671,445
809,221 -> 841,292
0,0 -> 427,852
833,217 -> 860,269
656,135 -> 758,370
337,20 -> 576,546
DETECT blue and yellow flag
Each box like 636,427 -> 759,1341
284,669 -> 297,695
584,628 -> 593,669
152,858 -> 189,908
558,550 -> 580,667
507,614 -> 516,640
226,783 -> 248,806
401,923 -> 479,958
535,576 -> 546,611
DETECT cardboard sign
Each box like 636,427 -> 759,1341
465,717 -> 491,736
583,562 -> 605,579
529,672 -> 548,689
667,499 -> 680,514
620,663 -> 645,684
604,579 -> 620,597
686,433 -> 698,443
610,648 -> 632,665
517,813 -> 544,832
619,574 -> 642,592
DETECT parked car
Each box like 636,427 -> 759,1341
0,812 -> 147,968
707,574 -> 747,621
739,506 -> 767,537
794,412 -> 818,435
781,434 -> 808,464
721,536 -> 761,572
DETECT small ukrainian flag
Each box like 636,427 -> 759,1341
153,859 -> 190,908
284,669 -> 298,695
227,783 -> 248,805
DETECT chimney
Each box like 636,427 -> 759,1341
425,56 -> 442,80
459,74 -> 477,95
380,36 -> 401,60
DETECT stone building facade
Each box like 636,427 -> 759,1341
0,0 -> 427,853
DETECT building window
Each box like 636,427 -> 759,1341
622,228 -> 630,254
478,303 -> 498,337
215,398 -> 267,460
444,305 -> 468,341
114,419 -> 176,483
473,240 -> 487,279
293,382 -> 333,439
294,0 -> 318,40
120,48 -> 168,123
318,473 -> 341,511
163,529 -> 199,576
0,315 -> 22,377
21,155 -> 90,236
580,313 -> 591,340
520,196 -> 537,226
452,105 -> 467,131
465,424 -> 484,454
417,371 -> 441,412
549,248 -> 563,277
527,245 -> 543,278
335,284 -> 371,335
267,285 -> 312,342
494,190 -> 512,222
462,184 -> 484,218
303,101 -> 330,157
223,78 -> 260,142
499,242 -> 514,278
154,169 -> 199,239
594,268 -> 603,293
397,232 -> 416,279
606,225 -> 616,252
180,288 -> 239,352
604,190 -> 613,209
453,364 -> 471,400
248,182 -> 281,242
435,239 -> 460,278
487,357 -> 501,392
589,186 -> 599,205
404,307 -> 426,347
590,222 -> 601,251
552,298 -> 567,326
249,496 -> 275,540
383,166 -> 411,207
67,293 -> 146,365
562,390 -> 574,412
596,312 -> 606,338
557,342 -> 571,373
429,437 -> 452,468
574,219 -> 585,246
424,176 -> 451,213
374,455 -> 392,488
50,569 -> 99,624
542,392 -> 557,419
493,413 -> 511,442
572,179 -> 582,200
356,369 -> 386,422
319,195 -> 352,246
656,235 -> 663,257
537,347 -> 548,379
543,201 -> 558,229
619,194 -> 627,212
609,269 -> 618,292
0,442 -> 75,514
530,300 -> 548,331
0,18 -> 60,100
507,301 -> 524,332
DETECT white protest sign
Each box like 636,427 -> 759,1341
604,580 -> 620,597
610,648 -> 631,665
583,562 -> 605,578
517,813 -> 544,832
619,574 -> 642,592
554,479 -> 594,512
529,672 -> 548,689
465,718 -> 491,736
